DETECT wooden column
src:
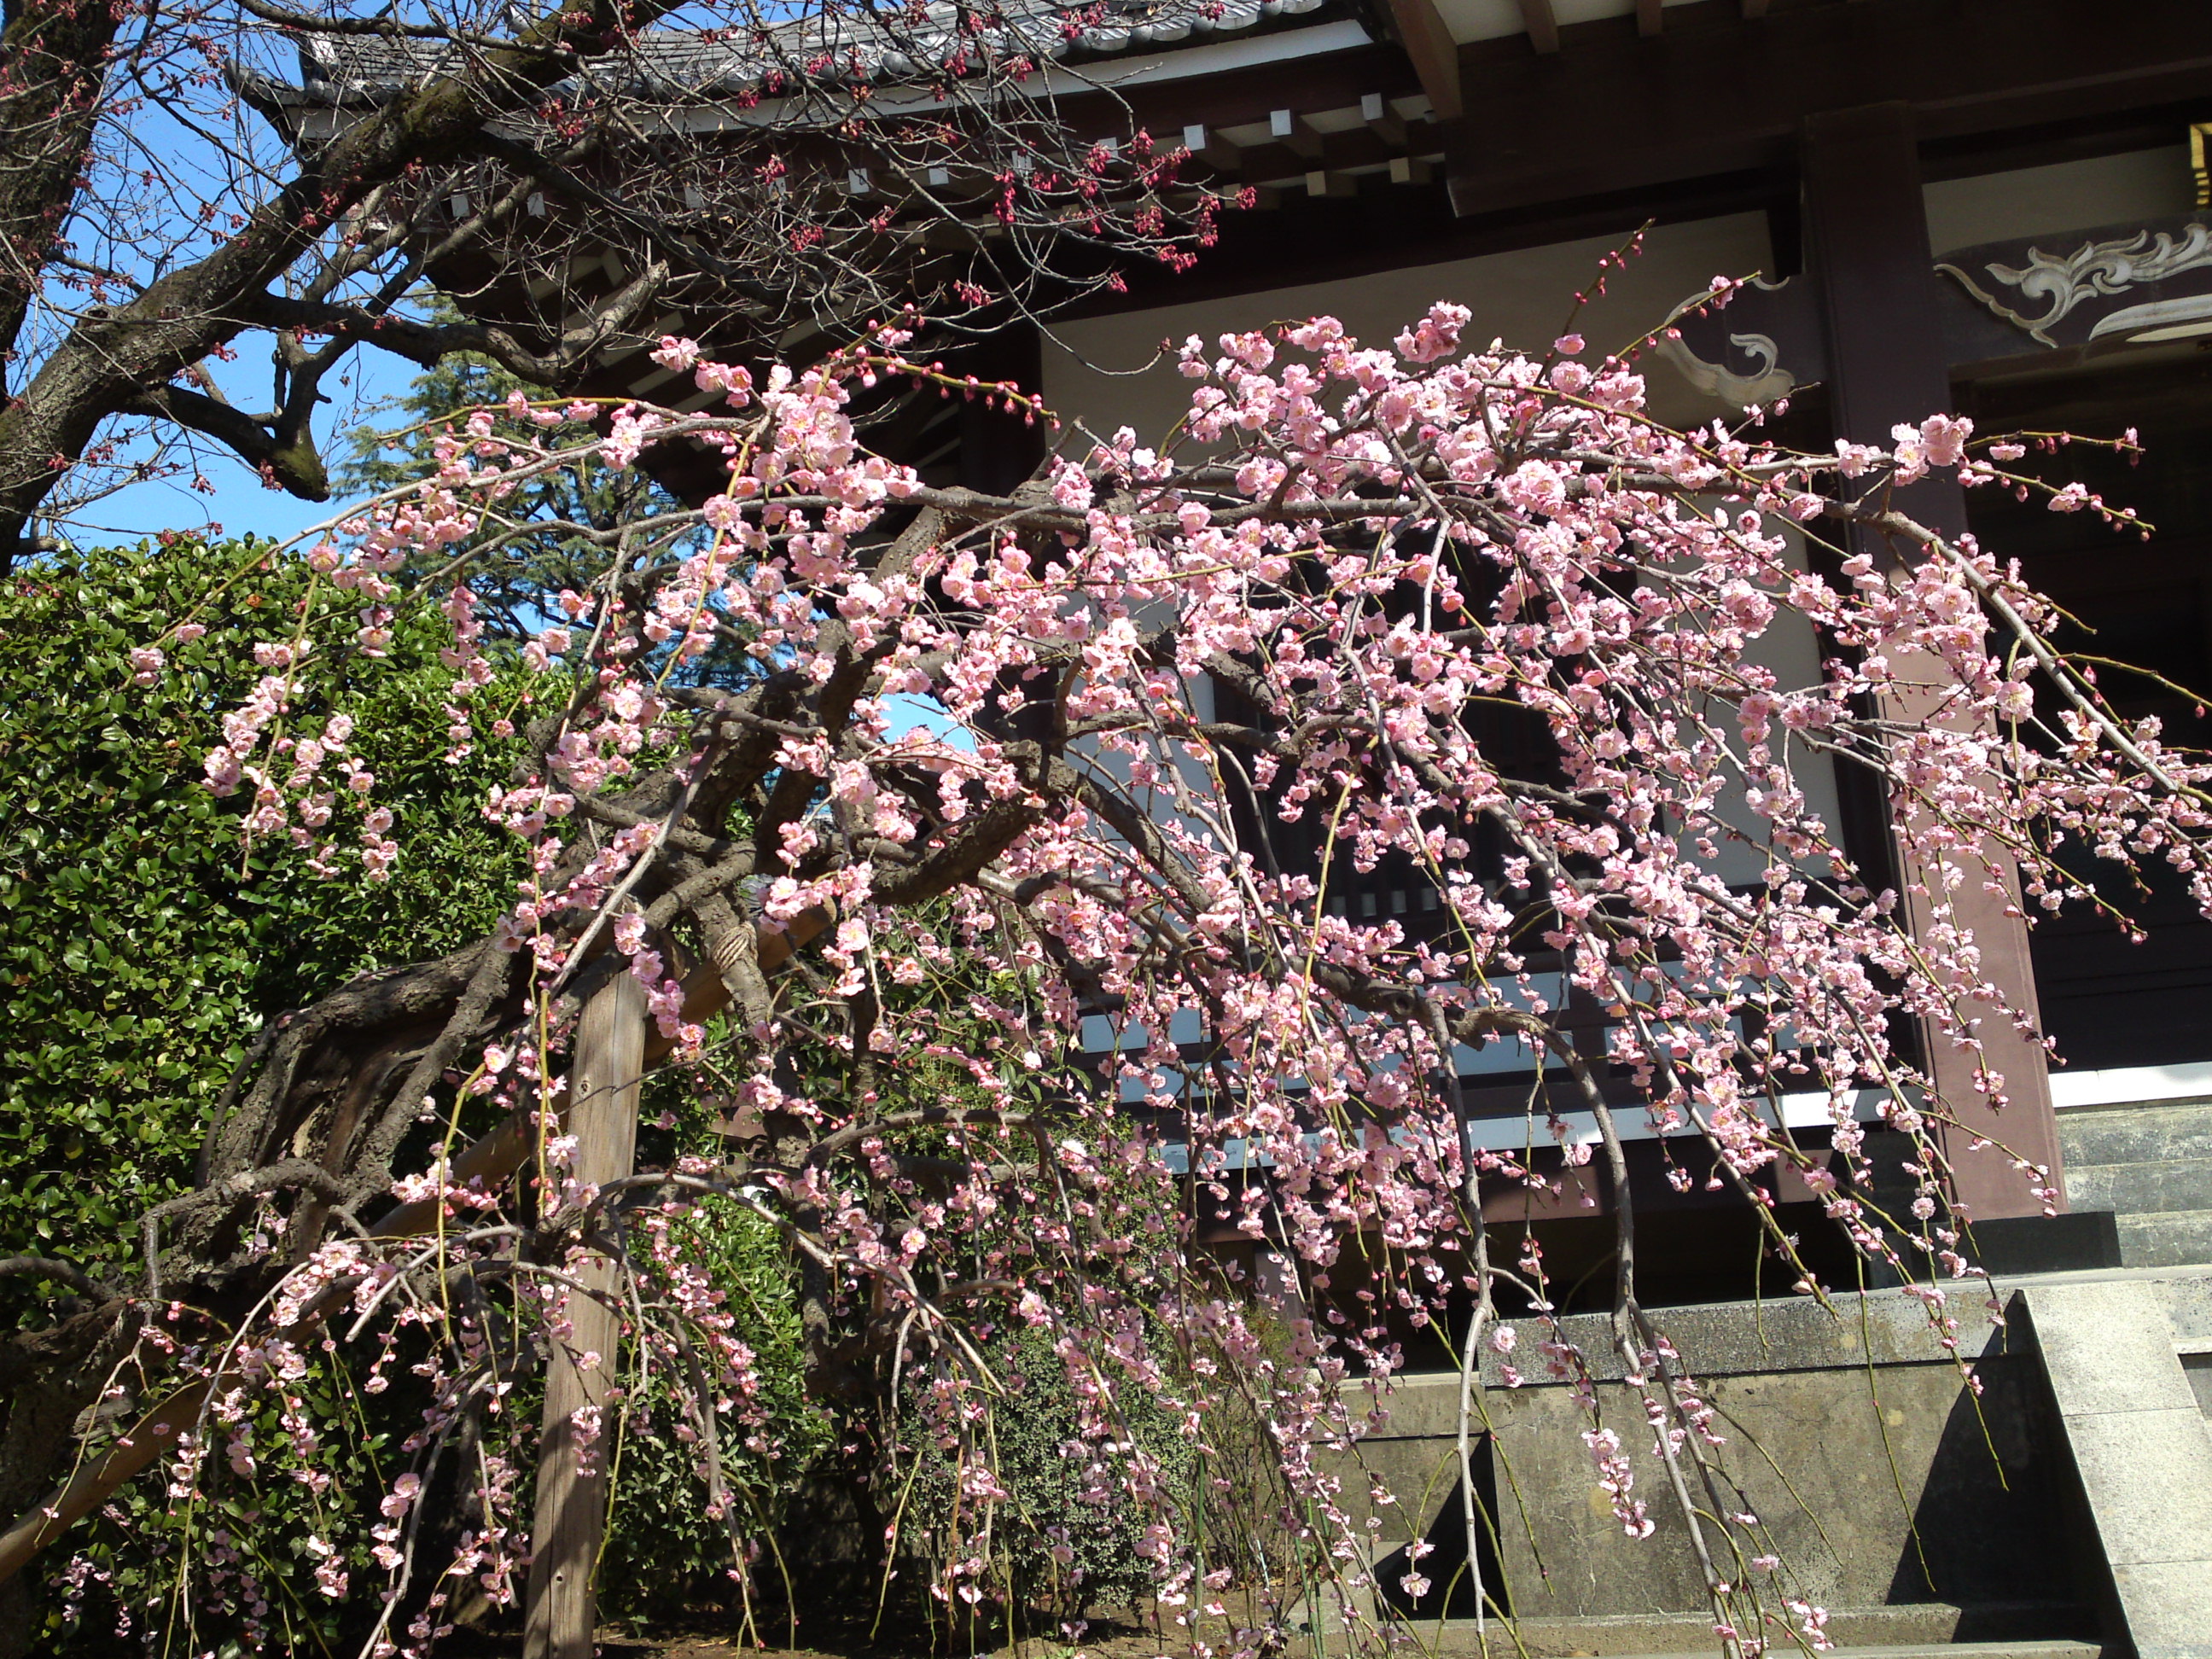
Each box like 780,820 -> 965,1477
956,320 -> 1046,498
1801,102 -> 2068,1221
523,965 -> 648,1659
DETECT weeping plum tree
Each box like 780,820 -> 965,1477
1,293 -> 2203,1659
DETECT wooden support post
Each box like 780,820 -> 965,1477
1802,102 -> 2068,1221
956,322 -> 1045,498
522,965 -> 648,1659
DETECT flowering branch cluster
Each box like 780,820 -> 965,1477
32,297 -> 2209,1658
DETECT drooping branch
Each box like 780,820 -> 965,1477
9,307 -> 2203,1653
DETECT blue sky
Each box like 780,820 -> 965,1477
72,334 -> 975,748
65,347 -> 419,552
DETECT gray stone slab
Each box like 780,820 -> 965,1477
2119,1209 -> 2212,1269
2066,1160 -> 2212,1218
2059,1099 -> 2212,1167
1457,1285 -> 1993,1390
2030,1278 -> 2212,1656
1414,1604 -> 2096,1656
2106,1557 -> 2212,1658
2027,1282 -> 2201,1414
2149,1272 -> 2212,1348
2061,1406 -> 2212,1564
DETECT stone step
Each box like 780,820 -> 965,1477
2023,1279 -> 2212,1659
2058,1097 -> 2212,1168
2117,1208 -> 2212,1269
2065,1157 -> 2212,1217
1579,1646 -> 2100,1659
1406,1604 -> 2098,1656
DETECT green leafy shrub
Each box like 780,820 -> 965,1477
597,1197 -> 834,1628
0,538 -> 533,1316
899,1326 -> 1196,1626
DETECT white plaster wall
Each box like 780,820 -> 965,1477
1431,0 -> 1703,44
1924,147 -> 2194,257
1039,210 -> 1775,442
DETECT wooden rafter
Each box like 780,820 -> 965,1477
1385,0 -> 1463,119
1270,107 -> 1326,159
1636,0 -> 1663,35
1449,0 -> 2212,219
1518,0 -> 1559,55
1361,90 -> 1408,148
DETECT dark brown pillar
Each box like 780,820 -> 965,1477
1802,102 -> 2068,1221
957,320 -> 1047,497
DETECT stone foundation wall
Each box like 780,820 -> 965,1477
1330,1288 -> 2096,1623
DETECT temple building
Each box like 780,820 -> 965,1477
1011,12 -> 2212,1647
276,2 -> 2212,1649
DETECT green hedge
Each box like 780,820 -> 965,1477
0,538 -> 533,1315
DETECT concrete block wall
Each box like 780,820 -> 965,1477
1324,1271 -> 2212,1656
1330,1289 -> 2097,1633
2058,1097 -> 2212,1268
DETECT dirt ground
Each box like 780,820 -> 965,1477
603,1640 -> 1179,1659
587,1611 -> 1212,1659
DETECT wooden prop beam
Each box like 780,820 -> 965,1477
1518,0 -> 1560,54
522,969 -> 647,1659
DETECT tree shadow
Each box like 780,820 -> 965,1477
1885,1324 -> 2103,1639
1374,1441 -> 1511,1623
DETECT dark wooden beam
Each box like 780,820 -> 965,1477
1385,0 -> 1464,118
1447,0 -> 2212,219
1361,90 -> 1408,148
1518,0 -> 1560,55
1636,0 -> 1664,36
1182,121 -> 1242,174
1057,162 -> 1780,319
1061,42 -> 1421,142
1185,118 -> 1443,186
1269,107 -> 1326,160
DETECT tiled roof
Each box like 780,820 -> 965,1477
294,0 -> 1343,101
